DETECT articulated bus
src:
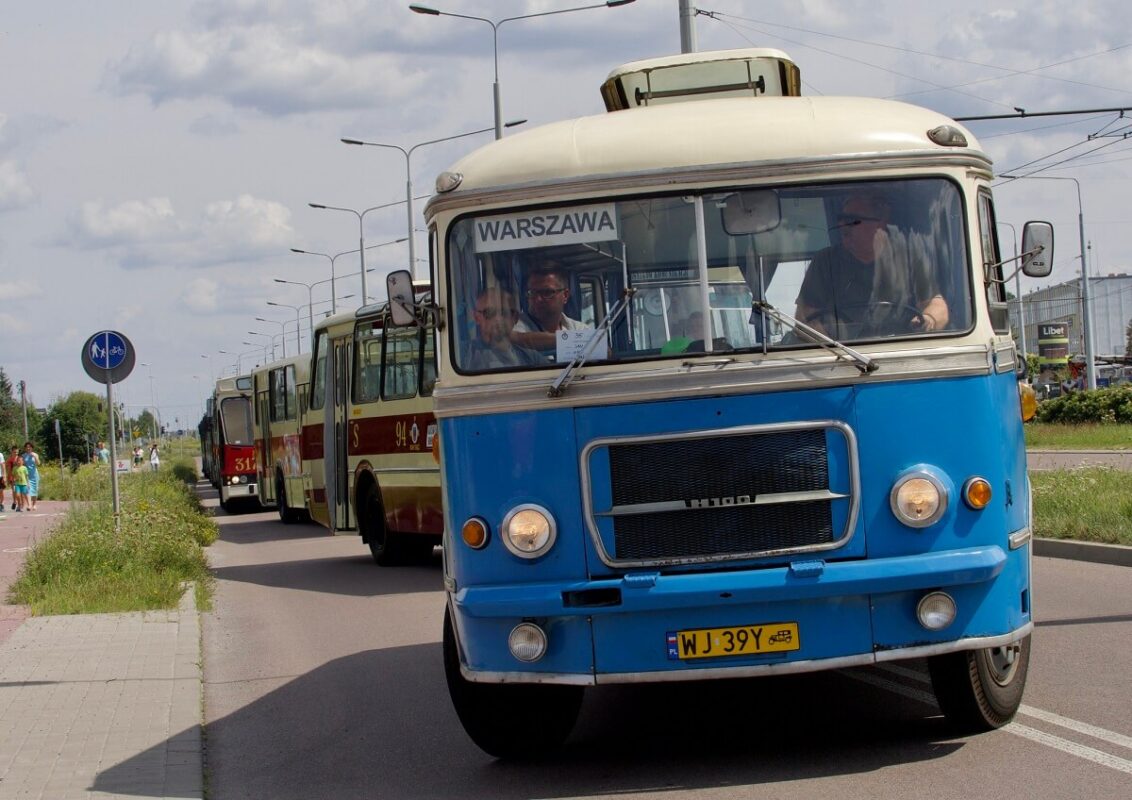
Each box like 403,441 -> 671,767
204,374 -> 259,511
387,48 -> 1054,757
302,295 -> 443,563
251,355 -> 311,523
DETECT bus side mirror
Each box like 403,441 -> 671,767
387,270 -> 416,327
721,190 -> 781,235
1021,221 -> 1054,278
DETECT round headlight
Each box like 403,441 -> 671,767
917,592 -> 957,630
508,623 -> 548,662
501,504 -> 557,559
890,471 -> 947,528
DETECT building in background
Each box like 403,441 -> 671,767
1012,274 -> 1132,360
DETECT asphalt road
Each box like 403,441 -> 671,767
200,494 -> 1132,800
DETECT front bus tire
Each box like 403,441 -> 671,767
276,473 -> 300,524
928,634 -> 1031,731
443,607 -> 583,759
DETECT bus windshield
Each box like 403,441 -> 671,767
220,396 -> 253,445
447,177 -> 972,374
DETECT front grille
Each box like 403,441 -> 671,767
589,424 -> 852,566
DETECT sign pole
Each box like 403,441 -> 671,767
82,329 -> 134,531
106,368 -> 121,529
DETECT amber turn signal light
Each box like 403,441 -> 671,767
963,477 -> 992,510
461,517 -> 489,549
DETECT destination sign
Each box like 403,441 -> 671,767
474,203 -> 619,253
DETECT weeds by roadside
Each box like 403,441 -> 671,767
1031,467 -> 1132,546
8,468 -> 217,615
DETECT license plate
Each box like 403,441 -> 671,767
667,622 -> 800,660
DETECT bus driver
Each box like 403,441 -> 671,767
794,192 -> 950,339
511,264 -> 590,353
464,287 -> 545,370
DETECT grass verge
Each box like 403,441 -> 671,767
1025,422 -> 1132,450
9,466 -> 217,615
1031,467 -> 1132,546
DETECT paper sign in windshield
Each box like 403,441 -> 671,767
556,329 -> 608,363
474,203 -> 619,253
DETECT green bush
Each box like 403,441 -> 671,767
1035,385 -> 1132,424
9,469 -> 217,614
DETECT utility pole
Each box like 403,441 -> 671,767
678,0 -> 697,53
18,380 -> 28,440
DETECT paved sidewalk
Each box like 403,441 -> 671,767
0,500 -> 203,799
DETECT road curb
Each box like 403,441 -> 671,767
1033,537 -> 1132,568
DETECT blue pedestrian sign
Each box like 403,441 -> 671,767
89,331 -> 127,370
82,330 -> 135,384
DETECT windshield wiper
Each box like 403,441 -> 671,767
753,300 -> 878,375
549,288 -> 637,398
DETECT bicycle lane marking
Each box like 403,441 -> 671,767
840,667 -> 1132,776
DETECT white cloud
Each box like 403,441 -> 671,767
0,281 -> 43,300
0,160 -> 35,211
181,277 -> 220,313
62,194 -> 295,270
73,197 -> 182,247
106,22 -> 426,116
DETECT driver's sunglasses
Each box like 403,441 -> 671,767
838,214 -> 883,227
526,287 -> 565,300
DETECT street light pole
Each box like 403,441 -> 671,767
410,1 -> 635,139
267,301 -> 303,355
274,279 -> 315,345
255,317 -> 288,358
291,239 -> 406,312
341,126 -> 521,281
1000,174 -> 1095,389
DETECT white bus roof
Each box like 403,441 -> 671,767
428,96 -> 986,207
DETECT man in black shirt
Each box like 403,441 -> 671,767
794,192 -> 949,339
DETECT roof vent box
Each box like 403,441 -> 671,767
600,48 -> 801,112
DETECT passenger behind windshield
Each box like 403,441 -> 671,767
464,287 -> 546,370
793,192 -> 950,339
511,263 -> 591,354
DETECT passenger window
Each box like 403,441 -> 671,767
353,321 -> 384,404
309,333 -> 327,410
383,327 -> 421,400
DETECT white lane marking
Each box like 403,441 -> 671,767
3,547 -> 30,553
1009,723 -> 1132,775
850,668 -> 1132,774
1018,705 -> 1132,752
875,664 -> 1132,751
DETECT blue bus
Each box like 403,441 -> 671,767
386,48 -> 1053,758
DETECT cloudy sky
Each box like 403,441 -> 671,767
3,0 -> 1131,429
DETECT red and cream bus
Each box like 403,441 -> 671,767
302,296 -> 442,563
206,374 -> 259,512
252,355 -> 311,523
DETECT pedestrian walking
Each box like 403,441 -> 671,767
22,442 -> 41,511
11,458 -> 28,512
6,446 -> 22,511
149,443 -> 161,472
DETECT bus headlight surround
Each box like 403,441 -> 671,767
501,504 -> 557,559
890,469 -> 948,528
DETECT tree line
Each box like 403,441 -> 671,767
1,367 -> 164,463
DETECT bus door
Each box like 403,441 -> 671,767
324,335 -> 354,531
255,382 -> 276,506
